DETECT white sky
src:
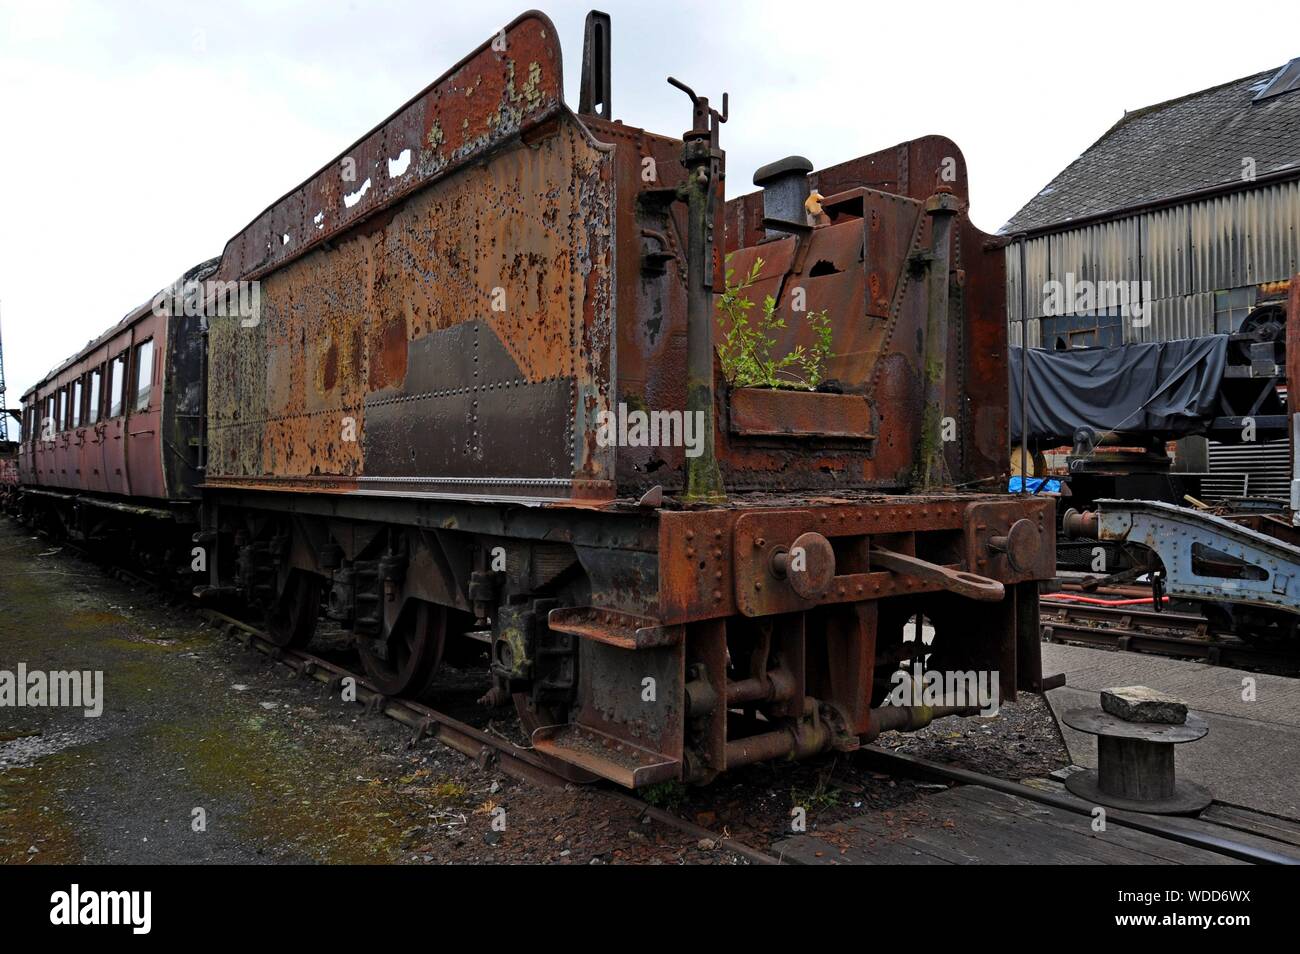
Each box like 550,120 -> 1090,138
3,0 -> 1298,422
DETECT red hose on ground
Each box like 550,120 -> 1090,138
1043,593 -> 1170,606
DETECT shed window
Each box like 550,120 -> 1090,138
1214,286 -> 1257,334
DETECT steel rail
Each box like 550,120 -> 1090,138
1040,594 -> 1299,673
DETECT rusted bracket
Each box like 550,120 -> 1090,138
548,606 -> 682,650
409,717 -> 437,749
868,547 -> 1005,602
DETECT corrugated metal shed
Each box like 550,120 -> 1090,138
1007,178 -> 1300,346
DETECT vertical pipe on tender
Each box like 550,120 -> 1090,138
671,81 -> 726,504
1017,234 -> 1030,493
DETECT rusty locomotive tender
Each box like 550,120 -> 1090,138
11,11 -> 1055,786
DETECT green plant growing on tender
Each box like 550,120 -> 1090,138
716,256 -> 834,390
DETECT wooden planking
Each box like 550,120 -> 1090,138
1042,778 -> 1300,862
771,783 -> 1282,865
773,832 -> 950,865
949,786 -> 1239,865
1200,804 -> 1300,849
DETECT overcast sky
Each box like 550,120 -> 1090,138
2,0 -> 1297,419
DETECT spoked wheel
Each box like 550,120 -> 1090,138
512,693 -> 600,784
357,599 -> 446,699
265,570 -> 324,649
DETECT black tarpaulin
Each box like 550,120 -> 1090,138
1009,336 -> 1229,445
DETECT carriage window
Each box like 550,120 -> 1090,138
45,396 -> 55,437
133,339 -> 154,412
87,368 -> 102,425
71,378 -> 84,428
58,389 -> 68,431
109,353 -> 127,417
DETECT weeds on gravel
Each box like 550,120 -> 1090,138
430,780 -> 468,800
791,774 -> 842,813
640,780 -> 687,810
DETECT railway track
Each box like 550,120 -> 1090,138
182,606 -> 1300,866
1040,589 -> 1300,675
40,537 -> 780,862
197,607 -> 782,865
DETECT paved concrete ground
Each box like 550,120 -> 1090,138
1042,642 -> 1300,820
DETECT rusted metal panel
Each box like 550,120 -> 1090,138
657,508 -> 739,623
583,118 -> 693,495
718,139 -> 1009,494
728,387 -> 872,438
725,136 -> 969,251
656,494 -> 1055,624
206,14 -> 617,503
216,12 -> 567,283
960,215 -> 1012,478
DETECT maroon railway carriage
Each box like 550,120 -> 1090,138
15,262 -> 209,566
14,11 -> 1055,787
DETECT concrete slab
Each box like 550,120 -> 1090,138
1043,643 -> 1300,820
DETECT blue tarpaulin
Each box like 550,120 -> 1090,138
1008,476 -> 1061,494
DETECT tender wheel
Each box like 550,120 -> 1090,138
265,570 -> 323,649
357,599 -> 446,699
